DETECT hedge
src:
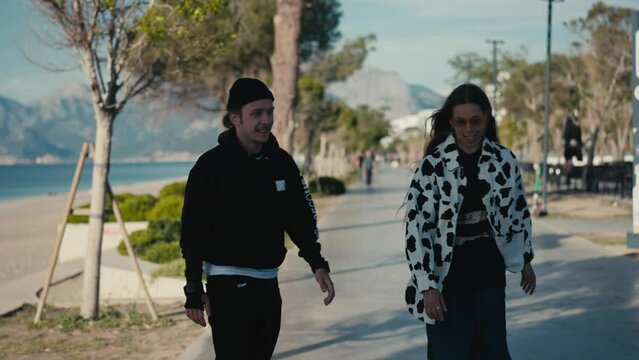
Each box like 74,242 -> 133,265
308,176 -> 346,195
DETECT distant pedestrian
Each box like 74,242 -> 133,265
180,78 -> 335,359
361,149 -> 376,187
403,83 -> 536,359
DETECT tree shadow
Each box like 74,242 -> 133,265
273,309 -> 424,359
319,219 -> 403,234
505,254 -> 639,359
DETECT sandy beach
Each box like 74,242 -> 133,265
0,177 -> 186,286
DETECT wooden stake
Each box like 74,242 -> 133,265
106,183 -> 159,321
34,143 -> 89,323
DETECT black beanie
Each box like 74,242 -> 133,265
226,78 -> 274,111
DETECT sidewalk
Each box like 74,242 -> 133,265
179,164 -> 639,359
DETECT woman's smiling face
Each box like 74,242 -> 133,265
450,103 -> 487,154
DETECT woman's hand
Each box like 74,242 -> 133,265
521,262 -> 536,295
423,288 -> 447,321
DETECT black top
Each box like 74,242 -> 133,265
179,128 -> 329,283
444,149 -> 506,289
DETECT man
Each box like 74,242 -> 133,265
361,149 -> 376,187
180,78 -> 335,359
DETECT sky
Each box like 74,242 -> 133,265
0,0 -> 637,103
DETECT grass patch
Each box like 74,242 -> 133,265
151,258 -> 185,279
0,304 -> 170,358
18,304 -> 172,332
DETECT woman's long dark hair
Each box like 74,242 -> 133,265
424,83 -> 499,156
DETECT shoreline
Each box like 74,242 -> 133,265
0,176 -> 188,205
0,176 -> 186,286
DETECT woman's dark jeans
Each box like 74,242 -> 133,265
426,286 -> 511,360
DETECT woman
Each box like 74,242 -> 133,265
404,83 -> 536,359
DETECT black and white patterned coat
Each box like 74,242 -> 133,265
404,134 -> 533,323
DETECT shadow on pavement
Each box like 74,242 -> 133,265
274,309 -> 423,359
320,219 -> 403,234
347,186 -> 407,196
505,253 -> 639,358
280,257 -> 405,284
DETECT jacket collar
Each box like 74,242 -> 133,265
217,127 -> 280,160
436,133 -> 500,172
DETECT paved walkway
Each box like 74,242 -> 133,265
179,165 -> 639,359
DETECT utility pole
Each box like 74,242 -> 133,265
486,39 -> 504,114
539,0 -> 564,216
628,10 -> 639,248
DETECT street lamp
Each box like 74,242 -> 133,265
486,39 -> 504,114
628,11 -> 639,248
539,0 -> 564,216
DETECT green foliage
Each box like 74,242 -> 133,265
308,176 -> 345,195
148,195 -> 184,220
447,52 -> 493,87
177,0 -> 225,22
136,0 -> 345,107
498,114 -> 527,149
148,218 -> 182,240
28,308 -> 85,333
115,194 -> 158,221
151,258 -> 186,279
338,105 -> 390,153
143,241 -> 182,263
306,34 -> 376,84
118,219 -> 181,263
68,193 -> 158,223
159,181 -> 187,199
299,0 -> 343,62
57,310 -> 85,333
118,229 -> 151,257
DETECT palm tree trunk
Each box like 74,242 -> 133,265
270,0 -> 302,152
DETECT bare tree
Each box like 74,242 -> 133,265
34,0 -> 165,319
566,2 -> 632,186
271,0 -> 303,152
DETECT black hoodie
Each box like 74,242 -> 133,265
180,128 -> 329,283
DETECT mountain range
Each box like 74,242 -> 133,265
0,83 -> 220,164
1,68 -> 443,163
327,67 -> 444,119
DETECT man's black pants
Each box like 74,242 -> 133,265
206,275 -> 281,360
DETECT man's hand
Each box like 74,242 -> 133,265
185,294 -> 210,327
314,268 -> 335,305
521,262 -> 536,295
423,288 -> 447,322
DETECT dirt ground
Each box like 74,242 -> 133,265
0,303 -> 203,360
0,194 -> 341,360
543,191 -> 632,219
538,191 -> 639,259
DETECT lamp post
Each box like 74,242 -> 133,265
628,10 -> 639,248
486,39 -> 504,114
539,0 -> 564,216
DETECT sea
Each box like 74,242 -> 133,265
0,161 -> 196,201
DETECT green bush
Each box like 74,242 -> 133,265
147,219 -> 181,241
148,195 -> 184,220
68,203 -> 90,224
151,258 -> 186,279
117,229 -> 154,256
159,181 -> 187,199
116,194 -> 157,221
68,193 -> 159,223
308,176 -> 346,195
117,219 -> 182,263
143,241 -> 182,263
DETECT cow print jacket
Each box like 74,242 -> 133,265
404,134 -> 533,323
